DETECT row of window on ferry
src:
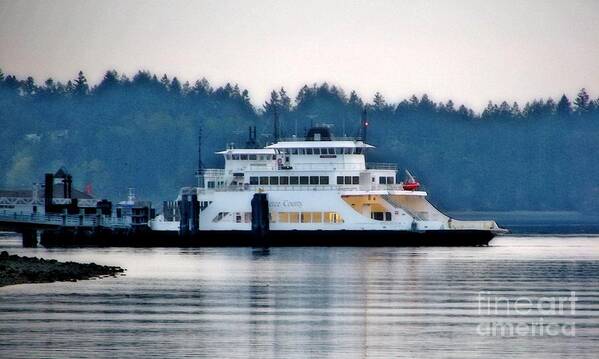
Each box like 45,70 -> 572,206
249,175 -> 356,186
279,147 -> 364,155
248,175 -> 395,186
213,211 -> 344,224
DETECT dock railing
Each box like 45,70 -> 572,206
0,211 -> 132,229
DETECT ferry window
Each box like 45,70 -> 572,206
298,149 -> 305,155
320,148 -> 328,154
355,148 -> 362,154
306,148 -> 313,155
313,148 -> 320,155
249,177 -> 258,185
226,154 -> 232,160
352,176 -> 359,185
324,212 -> 342,223
379,177 -> 387,184
327,148 -> 335,155
301,212 -> 311,223
272,155 -> 277,160
289,212 -> 300,223
232,154 -> 240,160
280,176 -> 289,185
236,213 -> 242,223
344,148 -> 352,154
290,176 -> 299,185
311,212 -> 322,223
385,212 -> 392,221
269,176 -> 279,185
320,176 -> 329,185
279,212 -> 289,223
292,148 -> 298,155
260,177 -> 268,185
300,176 -> 309,185
344,176 -> 352,185
240,154 -> 248,160
337,176 -> 344,185
371,212 -> 384,221
310,176 -> 319,185
207,181 -> 215,188
387,177 -> 395,184
249,154 -> 257,160
335,148 -> 343,154
270,213 -> 277,223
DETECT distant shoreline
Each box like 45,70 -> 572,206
0,251 -> 125,287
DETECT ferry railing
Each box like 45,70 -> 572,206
0,196 -> 44,205
366,162 -> 398,170
276,136 -> 361,142
224,163 -> 399,171
200,183 -> 420,193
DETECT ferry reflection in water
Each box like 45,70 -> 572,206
1,236 -> 599,358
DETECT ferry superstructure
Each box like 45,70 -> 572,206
151,126 -> 506,246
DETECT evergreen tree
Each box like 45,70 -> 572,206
22,76 -> 36,96
160,74 -> 170,90
278,87 -> 292,112
263,90 -> 280,113
42,78 -> 56,96
418,94 -> 435,112
170,77 -> 182,94
556,94 -> 571,116
73,71 -> 89,96
511,102 -> 521,118
65,80 -> 74,94
295,85 -> 311,106
192,77 -> 212,97
348,91 -> 363,109
372,92 -> 387,110
574,88 -> 590,113
498,101 -> 511,117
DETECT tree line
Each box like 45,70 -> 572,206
1,69 -> 598,213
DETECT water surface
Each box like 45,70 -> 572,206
1,236 -> 598,358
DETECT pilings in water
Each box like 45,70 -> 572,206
178,193 -> 199,238
21,228 -> 38,247
251,193 -> 270,246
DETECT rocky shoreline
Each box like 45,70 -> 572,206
0,251 -> 125,287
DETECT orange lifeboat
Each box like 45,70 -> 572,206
402,170 -> 420,191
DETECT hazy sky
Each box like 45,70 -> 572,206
1,0 -> 598,110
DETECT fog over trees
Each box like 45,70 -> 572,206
1,69 -> 598,213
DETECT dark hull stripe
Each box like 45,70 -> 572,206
40,229 -> 496,247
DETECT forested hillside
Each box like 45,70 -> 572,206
1,69 -> 598,213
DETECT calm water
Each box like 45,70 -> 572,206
1,235 -> 598,358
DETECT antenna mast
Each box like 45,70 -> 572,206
273,106 -> 280,143
358,109 -> 369,141
197,127 -> 205,188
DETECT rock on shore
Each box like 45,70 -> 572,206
0,251 -> 125,287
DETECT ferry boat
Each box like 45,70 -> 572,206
150,124 -> 506,246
